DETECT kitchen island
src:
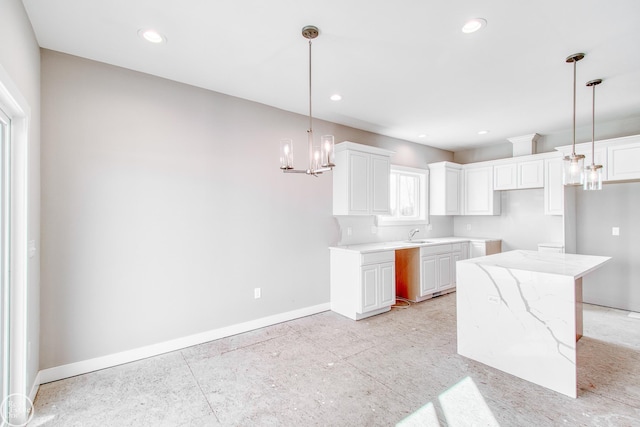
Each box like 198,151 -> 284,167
456,250 -> 610,398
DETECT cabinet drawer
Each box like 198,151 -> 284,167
362,251 -> 394,265
450,243 -> 462,252
421,244 -> 452,256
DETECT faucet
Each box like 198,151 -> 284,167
408,228 -> 420,241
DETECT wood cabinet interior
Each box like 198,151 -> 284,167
395,248 -> 420,301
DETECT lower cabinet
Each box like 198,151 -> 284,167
397,242 -> 471,303
469,239 -> 502,258
330,249 -> 395,320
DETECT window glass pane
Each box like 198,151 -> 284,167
399,174 -> 418,217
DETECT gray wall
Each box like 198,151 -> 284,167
577,182 -> 640,312
0,0 -> 41,396
40,50 -> 452,369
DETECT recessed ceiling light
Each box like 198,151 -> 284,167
330,94 -> 342,101
138,29 -> 166,44
478,130 -> 490,135
418,134 -> 428,138
462,18 -> 487,34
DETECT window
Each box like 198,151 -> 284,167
379,165 -> 429,225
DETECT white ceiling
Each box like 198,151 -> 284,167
22,0 -> 640,152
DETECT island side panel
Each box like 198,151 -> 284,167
456,261 -> 578,398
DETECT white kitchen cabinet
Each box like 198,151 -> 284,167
418,244 -> 456,300
518,159 -> 544,189
469,239 -> 501,259
333,142 -> 393,216
544,157 -> 564,216
428,162 -> 462,215
451,242 -> 469,284
330,249 -> 395,320
607,141 -> 640,181
494,163 -> 517,190
463,165 -> 501,215
493,159 -> 543,190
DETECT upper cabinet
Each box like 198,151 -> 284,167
494,159 -> 543,190
428,162 -> 462,215
544,157 -> 564,216
556,134 -> 640,183
333,142 -> 394,216
517,159 -> 544,189
463,165 -> 501,215
607,141 -> 640,181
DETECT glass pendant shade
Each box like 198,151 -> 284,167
563,153 -> 585,185
584,164 -> 602,190
321,135 -> 335,167
280,139 -> 293,170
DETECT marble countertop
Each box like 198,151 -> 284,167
459,249 -> 611,279
329,236 -> 495,254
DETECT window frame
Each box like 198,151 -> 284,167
378,165 -> 429,226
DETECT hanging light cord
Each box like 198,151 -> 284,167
307,38 -> 313,172
590,82 -> 596,166
572,59 -> 577,156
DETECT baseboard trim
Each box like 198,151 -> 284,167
37,303 -> 330,385
29,371 -> 42,402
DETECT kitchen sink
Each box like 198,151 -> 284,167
404,239 -> 437,244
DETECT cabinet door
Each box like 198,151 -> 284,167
607,142 -> 640,181
464,166 -> 500,215
451,251 -> 462,285
469,241 -> 485,258
370,154 -> 391,215
444,168 -> 461,215
494,163 -> 517,190
437,253 -> 453,291
379,262 -> 396,307
360,265 -> 379,313
518,159 -> 544,189
544,157 -> 563,215
348,151 -> 370,214
420,255 -> 438,296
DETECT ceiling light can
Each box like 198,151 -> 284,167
138,29 -> 165,44
462,18 -> 487,34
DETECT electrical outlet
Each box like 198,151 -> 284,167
371,225 -> 377,234
466,224 -> 472,231
254,288 -> 261,299
347,227 -> 352,236
612,227 -> 620,236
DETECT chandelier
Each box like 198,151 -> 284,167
279,26 -> 335,176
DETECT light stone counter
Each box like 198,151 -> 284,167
456,250 -> 611,398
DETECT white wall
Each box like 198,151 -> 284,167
454,117 -> 640,163
40,50 -> 452,371
453,189 -> 563,251
0,0 -> 41,397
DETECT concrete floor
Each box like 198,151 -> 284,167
30,294 -> 640,426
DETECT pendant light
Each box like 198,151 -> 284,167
562,53 -> 586,186
584,78 -> 603,191
280,26 -> 335,176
